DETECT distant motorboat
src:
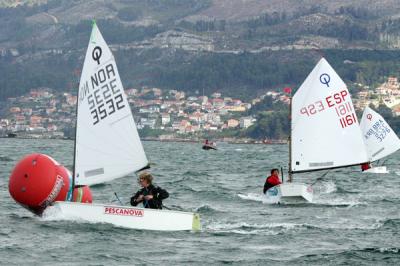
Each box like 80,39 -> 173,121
7,133 -> 17,138
202,140 -> 217,150
202,144 -> 217,150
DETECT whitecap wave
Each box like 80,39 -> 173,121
311,197 -> 362,207
237,193 -> 278,204
378,247 -> 400,253
320,181 -> 337,194
194,204 -> 223,213
41,205 -> 69,221
206,221 -> 303,235
207,220 -> 383,233
238,193 -> 264,202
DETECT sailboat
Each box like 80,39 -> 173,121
265,58 -> 369,203
202,139 -> 217,150
44,22 -> 200,231
359,106 -> 400,173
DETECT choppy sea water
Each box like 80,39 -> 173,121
1,138 -> 400,265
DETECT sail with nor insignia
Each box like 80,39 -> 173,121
74,22 -> 148,186
291,58 -> 368,173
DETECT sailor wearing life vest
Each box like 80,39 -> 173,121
263,168 -> 282,194
130,172 -> 169,209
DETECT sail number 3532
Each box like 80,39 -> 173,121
81,63 -> 126,125
89,79 -> 125,125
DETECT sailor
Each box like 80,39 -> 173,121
130,172 -> 169,209
361,163 -> 371,172
263,168 -> 282,194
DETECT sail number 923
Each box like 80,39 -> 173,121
299,89 -> 357,128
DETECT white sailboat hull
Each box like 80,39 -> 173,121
264,183 -> 313,203
45,201 -> 201,231
363,166 -> 389,174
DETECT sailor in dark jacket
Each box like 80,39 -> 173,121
130,172 -> 169,209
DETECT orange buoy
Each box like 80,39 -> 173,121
72,186 -> 93,203
8,154 -> 72,215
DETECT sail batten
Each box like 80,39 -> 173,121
291,162 -> 368,174
74,22 -> 148,186
291,58 -> 368,172
360,106 -> 400,162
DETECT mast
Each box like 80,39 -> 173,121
288,91 -> 293,183
71,73 -> 80,190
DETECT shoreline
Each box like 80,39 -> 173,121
0,135 -> 287,145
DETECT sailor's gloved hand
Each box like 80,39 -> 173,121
136,195 -> 144,202
144,195 -> 153,200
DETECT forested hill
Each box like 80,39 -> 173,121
2,0 -> 400,100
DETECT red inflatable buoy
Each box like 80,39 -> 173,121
9,154 -> 72,215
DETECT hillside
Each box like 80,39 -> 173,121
2,0 -> 400,101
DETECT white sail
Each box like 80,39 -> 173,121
291,58 -> 368,172
74,22 -> 148,186
360,106 -> 400,162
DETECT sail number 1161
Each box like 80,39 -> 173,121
334,101 -> 356,128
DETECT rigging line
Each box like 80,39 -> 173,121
162,204 -> 171,210
311,170 -> 330,186
379,159 -> 387,167
114,192 -> 123,205
108,183 -> 124,205
109,113 -> 130,126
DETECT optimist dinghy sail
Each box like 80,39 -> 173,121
74,22 -> 148,186
266,58 -> 369,203
360,106 -> 400,166
291,58 -> 369,173
46,22 -> 201,231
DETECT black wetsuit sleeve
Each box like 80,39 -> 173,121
263,178 -> 270,194
130,190 -> 142,206
155,187 -> 169,201
263,182 -> 268,194
151,187 -> 169,208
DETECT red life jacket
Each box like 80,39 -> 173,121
361,163 -> 371,171
267,175 -> 281,186
263,175 -> 282,193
